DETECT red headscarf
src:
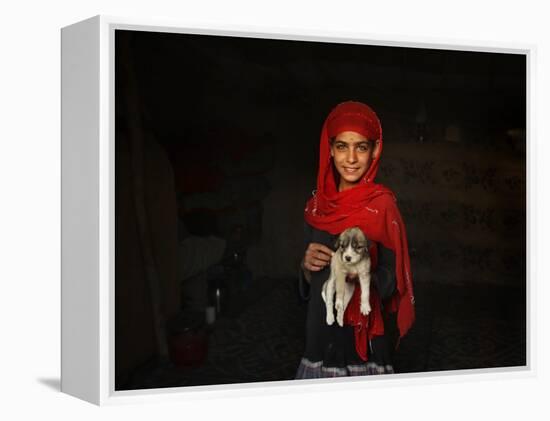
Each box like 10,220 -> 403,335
304,100 -> 415,360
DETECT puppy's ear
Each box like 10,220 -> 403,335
364,239 -> 372,257
334,238 -> 341,250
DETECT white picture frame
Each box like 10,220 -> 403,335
61,14 -> 533,406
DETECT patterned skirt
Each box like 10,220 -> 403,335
295,357 -> 394,379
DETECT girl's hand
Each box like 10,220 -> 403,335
302,243 -> 334,272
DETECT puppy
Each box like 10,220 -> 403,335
321,227 -> 371,327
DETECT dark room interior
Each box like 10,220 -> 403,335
114,29 -> 526,390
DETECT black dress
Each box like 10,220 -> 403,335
295,222 -> 397,378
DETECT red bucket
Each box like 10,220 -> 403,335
168,328 -> 209,367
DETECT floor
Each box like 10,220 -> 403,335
118,276 -> 526,390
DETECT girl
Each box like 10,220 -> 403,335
296,100 -> 415,378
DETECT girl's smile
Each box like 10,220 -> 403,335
330,131 -> 379,191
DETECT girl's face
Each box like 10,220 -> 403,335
330,131 -> 379,191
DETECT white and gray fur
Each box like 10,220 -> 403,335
321,227 -> 372,326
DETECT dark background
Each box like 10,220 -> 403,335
114,29 -> 526,390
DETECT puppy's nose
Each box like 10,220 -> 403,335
345,255 -> 351,262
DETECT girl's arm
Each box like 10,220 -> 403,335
373,244 -> 396,301
298,222 -> 314,300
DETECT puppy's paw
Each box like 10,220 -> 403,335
336,310 -> 344,327
326,312 -> 335,326
360,301 -> 371,316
